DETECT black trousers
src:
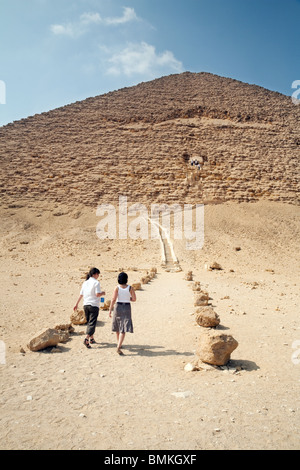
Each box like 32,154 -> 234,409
84,305 -> 99,336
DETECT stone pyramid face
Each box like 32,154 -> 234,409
0,72 -> 299,208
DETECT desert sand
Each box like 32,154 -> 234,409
0,198 -> 299,450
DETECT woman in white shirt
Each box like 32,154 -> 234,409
109,271 -> 136,355
73,267 -> 105,348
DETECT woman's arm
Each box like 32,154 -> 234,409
108,287 -> 118,317
96,290 -> 106,298
73,294 -> 83,311
130,286 -> 136,302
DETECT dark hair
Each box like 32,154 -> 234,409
118,271 -> 128,285
86,267 -> 100,280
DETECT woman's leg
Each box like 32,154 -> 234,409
83,306 -> 91,346
83,306 -> 99,346
117,333 -> 126,352
86,306 -> 99,337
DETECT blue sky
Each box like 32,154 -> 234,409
0,0 -> 299,126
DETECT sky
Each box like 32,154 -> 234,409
0,0 -> 299,126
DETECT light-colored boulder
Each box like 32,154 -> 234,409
70,309 -> 87,325
28,328 -> 70,352
185,271 -> 193,281
100,300 -> 111,311
194,292 -> 209,306
195,306 -> 220,327
141,275 -> 151,284
132,282 -> 142,290
54,323 -> 75,333
192,281 -> 201,291
194,298 -> 209,306
210,261 -> 222,270
197,330 -> 238,366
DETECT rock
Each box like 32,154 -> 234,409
184,358 -> 218,372
194,359 -> 219,371
132,282 -> 142,290
150,267 -> 157,273
27,328 -> 70,352
194,292 -> 209,306
100,300 -> 111,311
184,271 -> 193,281
70,309 -> 87,325
184,362 -> 197,372
195,306 -> 220,327
210,261 -> 222,270
194,298 -> 209,307
192,281 -> 201,291
197,330 -> 238,366
141,275 -> 151,284
55,323 -> 75,333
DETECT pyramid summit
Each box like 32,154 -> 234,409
0,71 -> 299,207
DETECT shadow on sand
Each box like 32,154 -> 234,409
126,344 -> 194,357
95,342 -> 193,358
228,358 -> 260,372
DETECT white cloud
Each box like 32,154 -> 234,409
105,7 -> 138,25
80,12 -> 102,25
50,23 -> 79,38
50,7 -> 139,37
106,42 -> 184,78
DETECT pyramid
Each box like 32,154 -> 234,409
0,72 -> 299,208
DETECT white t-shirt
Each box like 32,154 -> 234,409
80,277 -> 101,307
117,285 -> 131,303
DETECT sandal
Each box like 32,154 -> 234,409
90,338 -> 96,344
84,338 -> 91,349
